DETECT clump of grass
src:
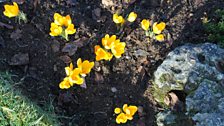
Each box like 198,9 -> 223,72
0,72 -> 58,126
204,9 -> 224,47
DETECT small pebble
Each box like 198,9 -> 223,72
111,87 -> 117,93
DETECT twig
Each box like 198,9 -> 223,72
0,21 -> 13,29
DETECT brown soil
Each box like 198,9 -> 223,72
0,0 -> 223,125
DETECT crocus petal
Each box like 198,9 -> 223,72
111,42 -> 126,58
153,22 -> 166,34
155,34 -> 165,41
65,24 -> 76,35
122,104 -> 128,112
141,19 -> 150,31
69,68 -> 84,85
65,63 -> 73,76
3,2 -> 19,18
76,58 -> 94,76
128,105 -> 138,116
59,77 -> 71,89
114,108 -> 121,114
77,58 -> 82,68
54,13 -> 64,26
49,23 -> 62,36
157,22 -> 166,31
116,113 -> 128,124
127,12 -> 137,22
113,14 -> 125,24
13,2 -> 19,11
95,45 -> 113,61
102,34 -> 117,50
64,15 -> 72,26
125,114 -> 133,120
54,13 -> 72,26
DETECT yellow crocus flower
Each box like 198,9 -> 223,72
3,2 -> 19,18
65,24 -> 76,35
116,113 -> 128,124
141,19 -> 150,31
114,104 -> 138,124
49,23 -> 63,36
69,68 -> 84,85
102,34 -> 116,50
54,13 -> 72,26
111,40 -> 126,58
113,14 -> 125,24
95,45 -> 113,61
59,77 -> 71,89
122,104 -> 138,120
127,12 -> 137,22
153,22 -> 166,34
77,58 -> 94,76
114,108 -> 122,114
155,34 -> 165,41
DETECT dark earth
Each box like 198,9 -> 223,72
0,0 -> 224,125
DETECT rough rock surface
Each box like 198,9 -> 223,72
186,80 -> 224,126
153,43 -> 224,126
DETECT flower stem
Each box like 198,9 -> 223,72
61,30 -> 69,41
145,31 -> 149,36
17,11 -> 27,24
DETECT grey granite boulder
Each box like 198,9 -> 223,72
153,43 -> 224,126
186,80 -> 224,126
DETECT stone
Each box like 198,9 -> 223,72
153,43 -> 224,126
111,87 -> 117,93
153,43 -> 224,103
186,80 -> 224,126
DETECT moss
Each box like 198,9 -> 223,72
204,9 -> 224,48
159,73 -> 175,84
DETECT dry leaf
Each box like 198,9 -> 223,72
51,40 -> 60,53
134,49 -> 150,57
94,72 -> 104,83
73,37 -> 88,47
59,55 -> 72,64
80,79 -> 87,88
167,33 -> 173,46
137,106 -> 145,117
0,21 -> 13,29
9,53 -> 29,65
164,92 -> 184,111
62,43 -> 78,56
33,0 -> 41,11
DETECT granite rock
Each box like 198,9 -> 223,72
153,43 -> 224,126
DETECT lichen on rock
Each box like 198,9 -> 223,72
153,43 -> 224,126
